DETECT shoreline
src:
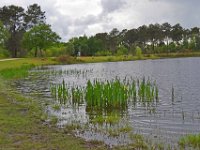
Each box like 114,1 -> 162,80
0,54 -> 200,149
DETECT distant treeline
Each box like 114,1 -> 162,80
0,4 -> 200,58
67,23 -> 200,56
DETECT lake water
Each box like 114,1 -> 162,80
15,57 -> 200,147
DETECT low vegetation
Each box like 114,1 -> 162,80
0,58 -> 57,79
179,134 -> 200,149
50,77 -> 159,109
0,58 -> 106,149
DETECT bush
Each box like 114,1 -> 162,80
135,46 -> 142,59
46,46 -> 66,57
116,45 -> 128,56
95,50 -> 112,56
0,47 -> 10,58
56,55 -> 74,64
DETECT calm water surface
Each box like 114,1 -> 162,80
16,57 -> 200,147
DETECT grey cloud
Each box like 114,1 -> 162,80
1,0 -> 200,41
74,15 -> 99,26
100,0 -> 127,13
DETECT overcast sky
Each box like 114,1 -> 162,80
1,0 -> 200,41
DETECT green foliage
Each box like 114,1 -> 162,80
22,24 -> 61,57
65,42 -> 75,55
0,64 -> 35,79
24,4 -> 45,30
0,46 -> 10,58
0,4 -> 46,57
179,134 -> 200,149
45,46 -> 66,57
50,77 -> 159,111
136,46 -> 142,59
116,45 -> 128,56
0,21 -> 9,47
95,50 -> 112,56
69,36 -> 103,56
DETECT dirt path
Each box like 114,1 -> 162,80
0,58 -> 21,62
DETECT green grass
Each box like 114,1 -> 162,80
0,58 -> 57,71
0,64 -> 35,79
77,55 -> 152,63
156,51 -> 200,58
0,81 -> 94,150
51,77 -> 159,110
0,58 -> 105,149
179,134 -> 200,149
0,58 -> 57,79
75,52 -> 200,64
52,104 -> 61,111
91,115 -> 120,125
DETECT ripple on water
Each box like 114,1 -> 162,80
15,57 -> 200,147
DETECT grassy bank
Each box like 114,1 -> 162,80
76,52 -> 200,64
0,58 -> 105,149
77,55 -> 158,63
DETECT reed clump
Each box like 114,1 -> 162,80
50,77 -> 159,109
179,134 -> 200,149
50,79 -> 69,104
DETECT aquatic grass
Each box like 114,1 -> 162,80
91,115 -> 120,125
50,116 -> 59,125
50,79 -> 69,104
71,86 -> 84,106
179,134 -> 200,149
50,77 -> 159,110
36,68 -> 93,78
52,104 -> 61,111
85,78 -> 130,109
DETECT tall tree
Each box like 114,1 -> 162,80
137,25 -> 148,49
124,28 -> 138,47
0,4 -> 46,57
162,22 -> 172,50
24,4 -> 46,30
22,24 -> 60,57
108,28 -> 120,53
95,32 -> 109,50
0,21 -> 9,47
171,23 -> 183,45
0,5 -> 25,57
147,23 -> 163,52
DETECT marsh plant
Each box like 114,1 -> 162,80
50,79 -> 69,104
50,77 -> 159,110
35,68 -> 93,78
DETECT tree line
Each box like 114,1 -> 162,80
0,4 -> 200,58
67,23 -> 200,56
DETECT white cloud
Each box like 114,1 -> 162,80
0,0 -> 200,41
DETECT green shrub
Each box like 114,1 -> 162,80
0,47 -> 10,58
116,45 -> 128,56
136,46 -> 142,59
95,50 -> 112,56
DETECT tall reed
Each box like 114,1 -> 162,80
50,77 -> 159,109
